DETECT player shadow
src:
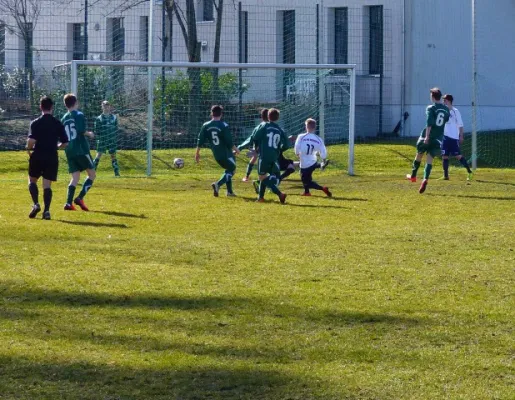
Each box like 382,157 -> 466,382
426,193 -> 515,201
476,179 -> 515,187
92,210 -> 148,219
287,193 -> 368,202
57,220 -> 129,229
286,203 -> 349,209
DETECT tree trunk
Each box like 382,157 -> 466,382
212,0 -> 224,104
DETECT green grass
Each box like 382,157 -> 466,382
1,145 -> 514,399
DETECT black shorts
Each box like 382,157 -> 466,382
278,153 -> 294,171
300,163 -> 320,184
441,136 -> 461,157
29,157 -> 59,181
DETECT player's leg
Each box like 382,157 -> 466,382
442,155 -> 450,180
455,154 -> 473,180
93,151 -> 103,170
110,148 -> 120,176
65,169 -> 80,210
75,165 -> 96,211
408,139 -> 425,182
41,179 -> 52,220
243,154 -> 257,182
419,152 -> 435,194
279,160 -> 296,181
28,172 -> 41,218
224,157 -> 237,196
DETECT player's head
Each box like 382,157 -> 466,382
260,108 -> 269,122
430,87 -> 442,102
211,105 -> 223,119
268,108 -> 280,122
64,93 -> 78,110
305,118 -> 316,132
40,96 -> 54,113
443,94 -> 454,107
101,100 -> 111,114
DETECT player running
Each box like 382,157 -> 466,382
250,108 -> 288,204
26,96 -> 69,220
93,100 -> 120,176
441,94 -> 473,181
62,93 -> 96,211
406,87 -> 450,193
294,118 -> 332,197
195,105 -> 240,197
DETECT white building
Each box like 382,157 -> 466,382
1,0 -> 514,137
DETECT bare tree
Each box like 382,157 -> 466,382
0,0 -> 42,102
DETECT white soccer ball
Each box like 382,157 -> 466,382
173,158 -> 185,169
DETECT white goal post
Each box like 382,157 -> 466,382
68,60 -> 356,176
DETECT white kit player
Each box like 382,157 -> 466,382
294,118 -> 332,197
441,94 -> 473,181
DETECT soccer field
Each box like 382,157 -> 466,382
0,144 -> 514,399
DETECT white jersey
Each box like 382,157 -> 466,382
444,107 -> 463,140
294,132 -> 327,168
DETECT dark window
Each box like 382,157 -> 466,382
283,10 -> 295,98
334,8 -> 348,74
73,23 -> 86,60
240,11 -> 248,63
203,0 -> 214,22
109,18 -> 125,61
140,16 -> 149,61
0,23 -> 5,66
369,5 -> 383,75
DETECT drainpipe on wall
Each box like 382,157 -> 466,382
400,0 -> 406,136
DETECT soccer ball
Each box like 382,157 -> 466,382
173,158 -> 185,169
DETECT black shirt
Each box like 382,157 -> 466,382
28,114 -> 69,160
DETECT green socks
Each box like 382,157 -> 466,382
412,160 -> 421,178
67,185 -> 76,205
423,164 -> 433,180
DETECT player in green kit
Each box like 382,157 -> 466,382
237,108 -> 268,182
93,100 -> 120,176
195,105 -> 240,197
251,108 -> 288,204
62,93 -> 96,211
406,88 -> 450,193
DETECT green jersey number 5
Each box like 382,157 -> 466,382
267,132 -> 281,149
211,131 -> 220,145
436,112 -> 446,127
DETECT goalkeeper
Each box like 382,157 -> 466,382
93,100 -> 120,176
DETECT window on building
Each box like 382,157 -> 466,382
282,10 -> 295,98
0,23 -> 5,66
369,5 -> 383,75
139,16 -> 149,61
107,17 -> 125,61
334,7 -> 348,74
72,23 -> 86,60
240,11 -> 248,63
203,0 -> 214,22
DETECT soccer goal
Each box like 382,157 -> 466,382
56,60 -> 356,176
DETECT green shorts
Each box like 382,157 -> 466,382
68,154 -> 95,173
416,138 -> 442,158
257,158 -> 280,176
96,139 -> 117,154
215,157 -> 236,173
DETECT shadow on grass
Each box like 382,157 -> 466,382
0,355 -> 323,400
476,179 -> 515,187
57,220 -> 129,229
426,193 -> 515,201
92,210 -> 148,219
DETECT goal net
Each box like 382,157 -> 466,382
53,61 -> 356,176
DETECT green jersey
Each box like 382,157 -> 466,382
197,120 -> 233,160
94,113 -> 118,142
238,121 -> 266,150
61,110 -> 91,158
251,122 -> 289,161
420,103 -> 450,142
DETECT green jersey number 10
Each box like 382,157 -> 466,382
267,132 -> 281,149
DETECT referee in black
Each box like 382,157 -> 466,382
27,96 -> 69,220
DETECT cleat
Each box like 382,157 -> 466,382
320,159 -> 330,171
42,211 -> 51,220
242,176 -> 250,182
211,182 -> 219,197
252,180 -> 259,195
226,192 -> 237,197
29,203 -> 41,219
322,187 -> 332,197
279,193 -> 287,204
114,172 -> 120,177
256,198 -> 265,203
301,192 -> 312,197
74,198 -> 89,211
64,203 -> 76,211
406,174 -> 417,183
437,176 -> 450,180
467,172 -> 474,181
419,179 -> 428,194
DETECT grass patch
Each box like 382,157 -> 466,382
1,144 -> 514,399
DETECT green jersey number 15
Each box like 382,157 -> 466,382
65,122 -> 78,141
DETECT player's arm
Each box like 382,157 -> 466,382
294,135 -> 302,157
457,110 -> 465,143
78,113 -> 94,139
319,140 -> 328,160
58,122 -> 69,149
424,106 -> 435,144
280,130 -> 290,151
195,126 -> 206,163
26,138 -> 36,157
237,133 -> 253,151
